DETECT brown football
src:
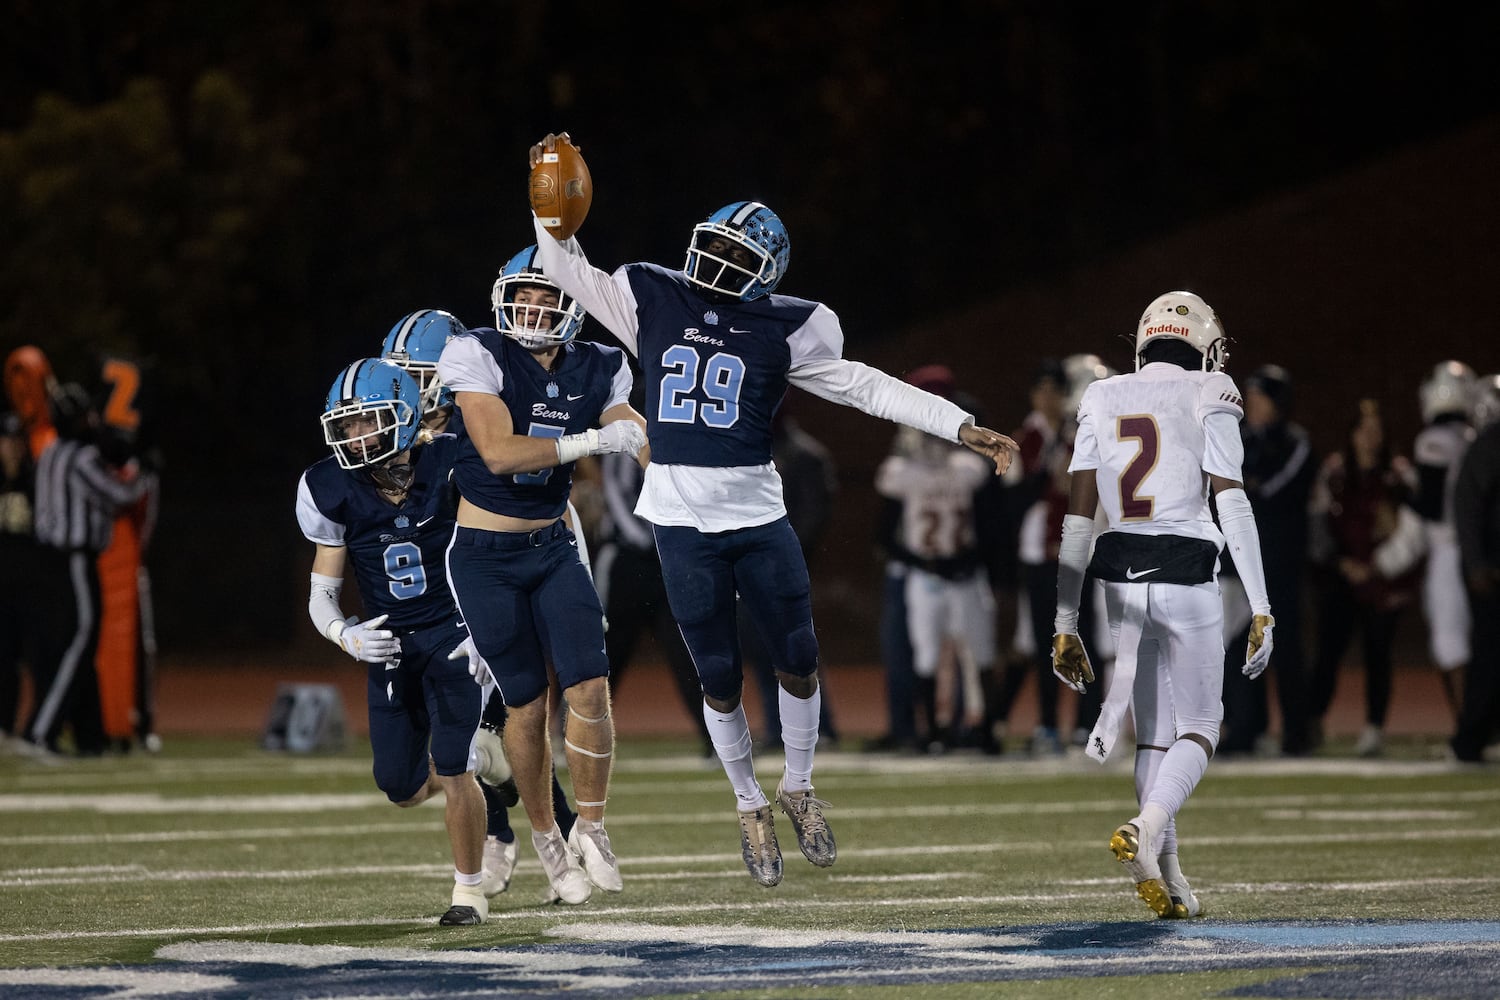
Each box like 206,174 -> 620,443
529,137 -> 593,240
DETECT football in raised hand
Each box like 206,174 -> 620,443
529,136 -> 593,240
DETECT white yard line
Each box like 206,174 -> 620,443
4,876 -> 1498,944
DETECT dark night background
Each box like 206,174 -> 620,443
3,2 -> 1499,666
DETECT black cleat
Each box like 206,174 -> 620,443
438,904 -> 484,926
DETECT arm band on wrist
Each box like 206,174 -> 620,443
309,572 -> 346,644
1053,514 -> 1095,634
556,428 -> 600,465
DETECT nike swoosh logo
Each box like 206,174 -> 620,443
416,515 -> 435,527
729,327 -> 751,334
1124,567 -> 1159,580
567,393 -> 585,401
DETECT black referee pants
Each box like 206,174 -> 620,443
28,547 -> 107,755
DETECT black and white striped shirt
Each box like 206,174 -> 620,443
33,438 -> 144,552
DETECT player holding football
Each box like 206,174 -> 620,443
525,132 -> 1017,887
296,358 -> 497,926
437,246 -> 647,905
1051,291 -> 1273,919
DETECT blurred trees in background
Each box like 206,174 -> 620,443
1,1 -> 1497,650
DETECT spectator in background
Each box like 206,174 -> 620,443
875,366 -> 1000,753
1307,399 -> 1427,757
1451,373 -> 1500,762
0,410 -> 42,754
1412,361 -> 1478,725
1003,358 -> 1104,755
740,400 -> 841,749
1218,365 -> 1316,756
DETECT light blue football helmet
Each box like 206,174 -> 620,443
320,358 -> 421,470
491,246 -> 586,350
683,200 -> 790,301
380,309 -> 465,416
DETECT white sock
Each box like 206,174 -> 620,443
1133,746 -> 1166,804
703,702 -> 767,810
779,685 -> 821,791
1159,852 -> 1187,887
1133,746 -> 1177,853
1141,739 -> 1210,843
454,869 -> 483,886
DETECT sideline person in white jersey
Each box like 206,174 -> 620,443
526,132 -> 1018,887
1051,291 -> 1273,919
1412,360 -> 1477,723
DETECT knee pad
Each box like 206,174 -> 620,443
375,757 -> 429,806
778,620 -> 820,679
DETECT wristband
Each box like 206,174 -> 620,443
556,428 -> 601,464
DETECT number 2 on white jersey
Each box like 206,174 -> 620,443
1115,414 -> 1159,521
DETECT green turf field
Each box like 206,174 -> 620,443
1,735 -> 1497,998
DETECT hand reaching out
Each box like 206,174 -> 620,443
959,424 -> 1019,475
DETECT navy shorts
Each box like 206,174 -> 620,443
366,610 -> 481,800
446,520 -> 609,707
652,517 -> 817,701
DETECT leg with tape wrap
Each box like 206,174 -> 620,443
563,677 -> 622,891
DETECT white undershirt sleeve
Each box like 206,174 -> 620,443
1217,487 -> 1270,615
1053,514 -> 1095,634
532,215 -> 642,356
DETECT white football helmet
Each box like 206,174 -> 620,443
1063,352 -> 1116,415
1418,360 -> 1476,423
1470,374 -> 1500,430
1134,291 -> 1226,372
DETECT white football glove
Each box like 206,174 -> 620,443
448,636 -> 493,687
335,614 -> 399,663
594,418 -> 647,456
1051,633 -> 1095,694
1243,613 -> 1275,679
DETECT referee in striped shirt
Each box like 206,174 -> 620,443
27,384 -> 145,756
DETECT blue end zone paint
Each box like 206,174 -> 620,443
5,921 -> 1497,999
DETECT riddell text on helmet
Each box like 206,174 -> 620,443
1144,324 -> 1191,337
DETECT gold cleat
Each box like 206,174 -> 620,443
1109,822 -> 1172,918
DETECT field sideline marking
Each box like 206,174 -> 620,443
6,877 -> 1499,944
2,786 -> 1496,817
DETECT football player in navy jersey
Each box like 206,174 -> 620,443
526,132 -> 1018,887
381,306 -> 588,895
437,245 -> 647,905
296,358 -> 493,926
381,308 -> 469,441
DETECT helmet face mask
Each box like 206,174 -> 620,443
381,310 -> 465,416
1134,291 -> 1227,372
683,201 -> 790,301
1470,373 -> 1500,430
1062,352 -> 1116,416
1418,360 -> 1476,423
321,359 -> 420,470
493,246 -> 585,350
